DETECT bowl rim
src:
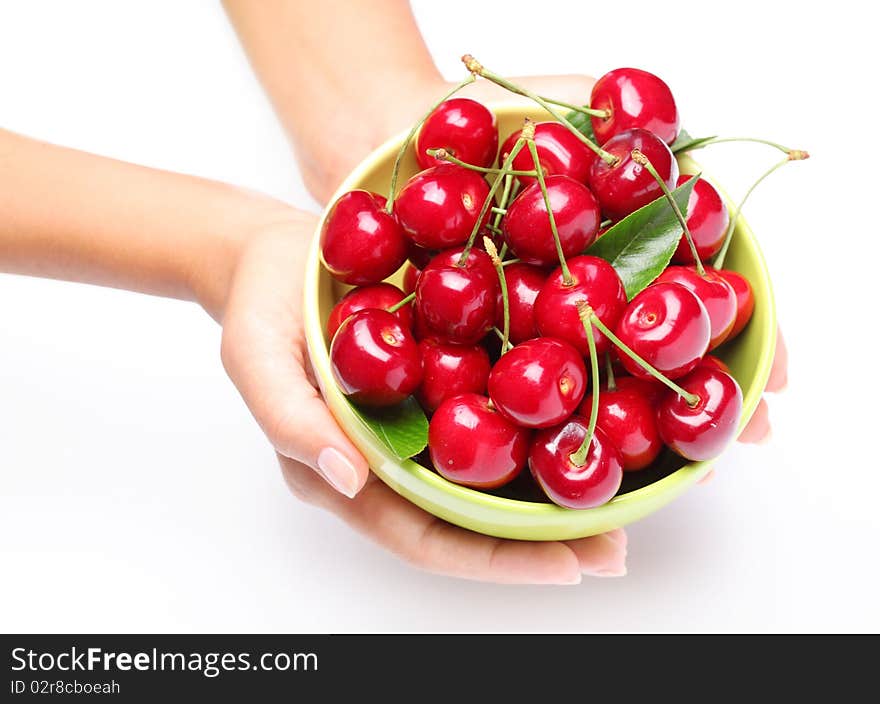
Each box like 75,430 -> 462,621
303,103 -> 777,537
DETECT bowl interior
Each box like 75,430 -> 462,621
304,105 -> 776,541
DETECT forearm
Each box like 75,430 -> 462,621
0,129 -> 291,319
223,0 -> 443,198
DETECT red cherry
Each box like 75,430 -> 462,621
671,176 -> 730,264
416,98 -> 498,170
501,175 -> 601,266
406,239 -> 436,269
321,190 -> 407,285
612,375 -> 666,406
416,340 -> 491,413
488,338 -> 586,429
495,263 -> 546,344
714,268 -> 755,340
429,393 -> 530,488
656,366 -> 743,461
415,247 -> 498,344
330,309 -> 422,407
394,164 -> 490,249
698,354 -> 732,375
590,67 -> 681,145
327,283 -> 413,340
579,386 -> 662,471
614,282 -> 710,380
499,122 -> 595,185
655,266 -> 736,349
402,261 -> 421,296
588,128 -> 679,221
534,255 -> 627,358
529,420 -> 623,509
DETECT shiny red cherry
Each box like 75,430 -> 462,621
656,366 -> 743,461
672,176 -> 730,264
499,121 -> 595,185
501,175 -> 601,266
534,255 -> 627,358
529,420 -> 623,509
416,340 -> 491,413
655,266 -> 736,349
612,375 -> 666,406
488,338 -> 586,428
394,164 -> 490,250
588,128 -> 679,221
714,268 -> 755,340
495,263 -> 546,344
330,309 -> 422,407
614,282 -> 710,380
590,67 -> 681,145
429,393 -> 530,488
415,247 -> 498,345
327,283 -> 413,340
698,354 -> 732,375
321,190 -> 407,285
416,98 -> 498,170
406,239 -> 436,269
579,386 -> 662,471
402,261 -> 421,295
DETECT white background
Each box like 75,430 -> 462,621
1,1 -> 877,632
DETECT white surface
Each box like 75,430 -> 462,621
1,0 -> 877,633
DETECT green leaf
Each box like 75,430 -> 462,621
671,128 -> 717,154
563,107 -> 596,143
348,396 -> 428,460
587,177 -> 698,299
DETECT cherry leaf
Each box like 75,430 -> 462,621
348,396 -> 428,460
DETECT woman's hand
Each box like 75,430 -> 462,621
217,214 -> 628,584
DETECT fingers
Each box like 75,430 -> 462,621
279,455 -> 627,584
766,327 -> 788,392
564,529 -> 627,577
222,230 -> 369,497
738,398 -> 771,444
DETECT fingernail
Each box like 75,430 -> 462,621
595,566 -> 627,578
758,427 -> 773,445
316,447 -> 360,498
602,527 -> 628,549
582,532 -> 628,577
558,573 -> 583,586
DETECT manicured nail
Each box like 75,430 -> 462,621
595,566 -> 627,578
582,532 -> 627,577
316,447 -> 360,498
558,573 -> 583,585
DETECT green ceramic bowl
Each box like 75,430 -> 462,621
304,105 -> 776,541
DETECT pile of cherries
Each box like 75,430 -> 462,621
321,62 -> 759,510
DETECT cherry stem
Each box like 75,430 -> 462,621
457,134 -> 528,266
527,138 -> 573,285
588,310 -> 701,407
631,149 -> 705,276
605,351 -> 616,391
484,237 -> 510,354
426,149 -> 537,177
712,151 -> 807,269
492,173 -> 515,233
538,96 -> 610,120
569,302 -> 601,467
501,257 -> 521,267
386,75 -> 476,213
460,54 -> 618,166
491,206 -> 508,216
680,136 -> 803,157
386,292 -> 416,314
491,327 -> 514,352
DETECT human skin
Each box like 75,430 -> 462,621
0,1 -> 784,586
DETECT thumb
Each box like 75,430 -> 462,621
223,325 -> 369,498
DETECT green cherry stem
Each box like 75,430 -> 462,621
631,149 -> 705,276
484,237 -> 510,354
425,149 -> 537,177
712,150 -> 809,269
539,96 -> 609,120
461,54 -> 618,166
492,173 -> 515,233
605,351 -> 617,391
569,302 -> 601,467
386,74 -> 476,213
588,311 -> 700,407
386,292 -> 416,314
501,257 -> 521,267
679,136 -> 805,157
527,136 -> 573,285
492,327 -> 514,352
457,132 -> 529,266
